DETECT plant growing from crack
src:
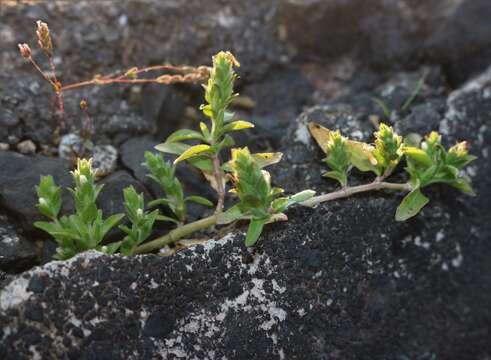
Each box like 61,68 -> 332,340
34,51 -> 315,258
34,51 -> 477,259
301,122 -> 476,220
34,159 -> 124,260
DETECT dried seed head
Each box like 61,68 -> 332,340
36,20 -> 53,57
18,43 -> 32,58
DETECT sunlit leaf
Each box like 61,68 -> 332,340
174,144 -> 211,164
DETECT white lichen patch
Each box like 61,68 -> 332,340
0,276 -> 31,311
153,232 -> 288,359
294,122 -> 311,145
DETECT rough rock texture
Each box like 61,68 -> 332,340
0,151 -> 72,231
1,64 -> 490,359
0,216 -> 37,273
276,0 -> 491,84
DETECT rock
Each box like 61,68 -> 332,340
0,143 -> 9,151
58,133 -> 84,160
0,109 -> 18,128
0,216 -> 38,273
97,170 -> 149,218
16,139 -> 36,154
120,136 -> 161,197
0,151 -> 73,232
276,0 -> 491,84
1,66 -> 491,357
0,179 -> 489,358
92,144 -> 118,177
234,67 -> 313,151
99,111 -> 153,140
140,84 -> 188,140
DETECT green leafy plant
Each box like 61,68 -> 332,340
34,51 -> 315,258
34,159 -> 124,259
142,152 -> 213,224
302,122 -> 476,221
34,49 -> 476,261
134,52 -> 314,253
118,187 -> 159,256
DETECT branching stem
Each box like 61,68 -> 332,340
301,180 -> 412,207
134,215 -> 218,254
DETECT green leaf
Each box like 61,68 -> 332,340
148,198 -> 171,208
34,221 -> 58,234
223,111 -> 235,123
395,188 -> 429,221
217,134 -> 235,149
185,196 -> 214,207
290,190 -> 316,203
245,218 -> 268,247
323,170 -> 347,187
200,122 -> 211,139
222,120 -> 254,133
101,213 -> 125,238
155,142 -> 190,156
217,205 -> 244,224
166,129 -> 204,143
101,241 -> 121,254
449,177 -> 476,196
403,146 -> 432,167
271,190 -> 316,213
174,144 -> 211,164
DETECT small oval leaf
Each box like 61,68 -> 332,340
174,144 -> 211,164
166,129 -> 204,143
155,142 -> 190,155
185,196 -> 214,207
395,188 -> 429,221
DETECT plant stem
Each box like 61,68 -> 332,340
60,65 -> 209,91
134,214 -> 218,254
212,155 -> 225,213
28,56 -> 57,88
301,180 -> 412,207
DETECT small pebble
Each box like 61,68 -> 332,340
0,143 -> 9,151
16,140 -> 36,154
58,133 -> 84,160
92,145 -> 118,177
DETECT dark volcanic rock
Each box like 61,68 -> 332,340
1,67 -> 490,359
0,151 -> 72,231
97,170 -> 149,218
277,0 -> 491,84
0,216 -> 38,273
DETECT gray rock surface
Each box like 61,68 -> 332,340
0,151 -> 72,231
0,216 -> 38,273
